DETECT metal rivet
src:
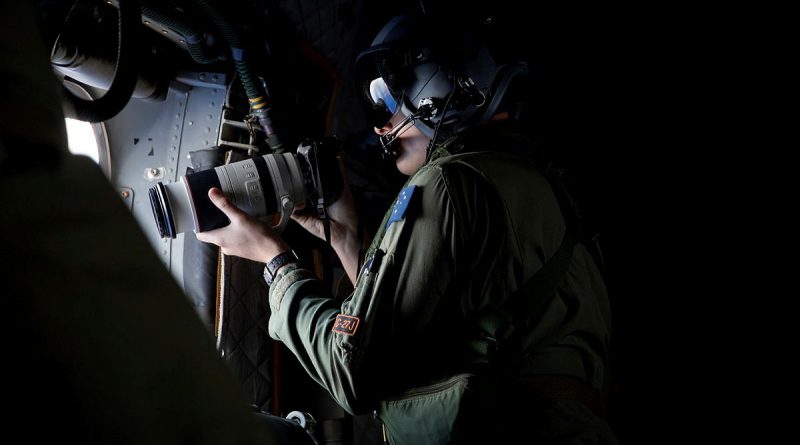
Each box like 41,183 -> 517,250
199,74 -> 206,80
144,20 -> 151,25
162,29 -> 168,35
188,121 -> 193,125
121,191 -> 130,198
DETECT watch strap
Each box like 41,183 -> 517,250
264,250 -> 298,285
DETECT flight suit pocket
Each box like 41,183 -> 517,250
377,373 -> 474,445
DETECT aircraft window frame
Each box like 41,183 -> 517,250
63,80 -> 112,177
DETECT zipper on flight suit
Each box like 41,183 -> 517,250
355,248 -> 384,287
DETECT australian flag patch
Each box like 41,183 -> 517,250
386,185 -> 417,229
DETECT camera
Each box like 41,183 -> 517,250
148,139 -> 343,239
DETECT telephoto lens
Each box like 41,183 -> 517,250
149,152 -> 307,239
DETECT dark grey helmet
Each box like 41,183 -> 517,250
355,13 -> 531,140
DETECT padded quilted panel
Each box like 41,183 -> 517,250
219,254 -> 274,413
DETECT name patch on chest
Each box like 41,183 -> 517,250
332,314 -> 360,336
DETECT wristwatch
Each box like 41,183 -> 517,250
263,250 -> 299,285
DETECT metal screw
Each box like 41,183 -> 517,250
150,168 -> 158,176
188,121 -> 193,125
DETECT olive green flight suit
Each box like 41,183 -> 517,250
268,123 -> 616,443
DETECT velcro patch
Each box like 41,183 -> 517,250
332,314 -> 360,336
386,185 -> 417,229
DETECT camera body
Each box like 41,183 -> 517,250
149,138 -> 342,239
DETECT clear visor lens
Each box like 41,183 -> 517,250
368,77 -> 398,115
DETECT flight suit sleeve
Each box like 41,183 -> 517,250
267,163 -> 493,414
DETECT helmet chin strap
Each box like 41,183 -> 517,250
379,99 -> 437,160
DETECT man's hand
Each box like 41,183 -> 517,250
195,188 -> 289,263
291,162 -> 361,283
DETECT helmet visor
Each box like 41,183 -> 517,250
367,77 -> 399,127
369,77 -> 398,115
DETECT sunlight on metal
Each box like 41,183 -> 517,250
65,118 -> 100,163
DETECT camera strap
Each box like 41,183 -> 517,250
307,146 -> 336,290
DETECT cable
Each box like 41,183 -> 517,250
379,98 -> 437,158
140,2 -> 219,64
61,0 -> 140,122
424,78 -> 457,161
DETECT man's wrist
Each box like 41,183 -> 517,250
263,250 -> 299,285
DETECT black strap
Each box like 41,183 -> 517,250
470,158 -> 581,358
505,225 -> 576,352
471,222 -> 577,359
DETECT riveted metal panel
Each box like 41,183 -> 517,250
105,73 -> 226,288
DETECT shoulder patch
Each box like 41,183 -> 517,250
386,185 -> 417,229
332,314 -> 360,336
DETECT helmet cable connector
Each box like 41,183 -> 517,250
379,98 -> 438,158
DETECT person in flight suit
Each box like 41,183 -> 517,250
198,12 -> 617,445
